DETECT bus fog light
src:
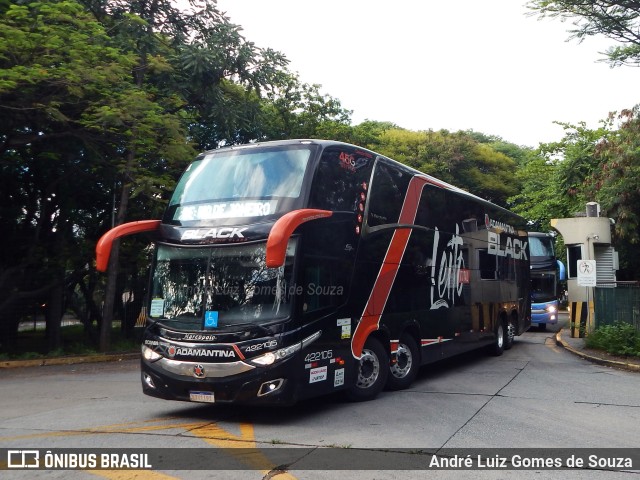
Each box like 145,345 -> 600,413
143,373 -> 156,389
258,379 -> 284,397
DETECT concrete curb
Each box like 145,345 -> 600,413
555,329 -> 640,373
0,352 -> 140,369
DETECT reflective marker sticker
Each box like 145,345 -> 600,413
310,366 -> 328,383
204,311 -> 219,328
341,325 -> 351,339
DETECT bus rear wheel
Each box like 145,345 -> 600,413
386,333 -> 419,391
346,337 -> 388,402
504,317 -> 515,350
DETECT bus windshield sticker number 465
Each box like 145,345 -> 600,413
339,152 -> 356,173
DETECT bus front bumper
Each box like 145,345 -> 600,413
531,311 -> 558,326
141,358 -> 298,406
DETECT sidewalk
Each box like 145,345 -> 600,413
555,328 -> 640,373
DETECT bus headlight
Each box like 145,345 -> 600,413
546,305 -> 557,314
250,344 -> 301,366
249,330 -> 321,366
142,345 -> 163,362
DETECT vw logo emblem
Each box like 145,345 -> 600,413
193,364 -> 205,378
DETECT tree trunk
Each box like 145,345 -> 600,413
45,282 -> 64,353
99,157 -> 133,352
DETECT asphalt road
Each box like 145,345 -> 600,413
1,315 -> 638,479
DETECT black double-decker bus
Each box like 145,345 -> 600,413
96,139 -> 530,405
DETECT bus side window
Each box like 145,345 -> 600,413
478,249 -> 497,280
300,222 -> 352,315
367,162 -> 409,227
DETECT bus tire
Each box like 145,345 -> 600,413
489,320 -> 505,356
386,333 -> 419,391
346,337 -> 388,402
504,317 -> 515,350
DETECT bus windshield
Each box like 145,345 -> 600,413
529,236 -> 555,257
149,240 -> 297,331
168,146 -> 311,222
531,274 -> 556,302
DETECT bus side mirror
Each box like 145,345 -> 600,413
266,209 -> 332,268
96,220 -> 161,272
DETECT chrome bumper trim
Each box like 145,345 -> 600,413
157,357 -> 255,378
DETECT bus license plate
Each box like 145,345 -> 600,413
189,391 -> 215,403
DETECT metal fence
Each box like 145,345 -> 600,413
594,283 -> 640,332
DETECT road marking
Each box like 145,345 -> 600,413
189,422 -> 298,479
89,470 -> 178,480
0,419 -> 298,479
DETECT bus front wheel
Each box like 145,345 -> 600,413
489,320 -> 506,357
346,337 -> 389,402
386,333 -> 419,391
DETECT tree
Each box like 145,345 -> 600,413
589,108 -> 640,243
371,128 -> 521,208
508,149 -> 571,231
0,0 -> 156,351
527,1 -> 640,66
259,73 -> 353,141
529,113 -> 640,280
81,0 -> 294,350
586,107 -> 640,279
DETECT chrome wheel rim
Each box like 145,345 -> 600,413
390,344 -> 412,379
357,348 -> 380,388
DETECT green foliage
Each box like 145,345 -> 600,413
534,110 -> 640,279
527,1 -> 640,67
370,128 -> 523,208
509,149 -> 570,230
258,73 -> 353,142
588,108 -> 640,244
585,322 -> 640,357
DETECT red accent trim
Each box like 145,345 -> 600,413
232,344 -> 245,360
95,220 -> 161,272
421,338 -> 452,346
351,177 -> 428,358
266,209 -> 333,268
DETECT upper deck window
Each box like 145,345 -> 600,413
169,146 -> 311,222
529,236 -> 555,258
309,146 -> 374,212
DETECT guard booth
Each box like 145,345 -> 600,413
551,203 -> 618,337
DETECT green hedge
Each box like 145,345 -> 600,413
585,322 -> 640,358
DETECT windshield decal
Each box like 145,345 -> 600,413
150,298 -> 164,318
175,200 -> 278,221
204,311 -> 219,329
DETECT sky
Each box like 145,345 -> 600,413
214,0 -> 640,148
